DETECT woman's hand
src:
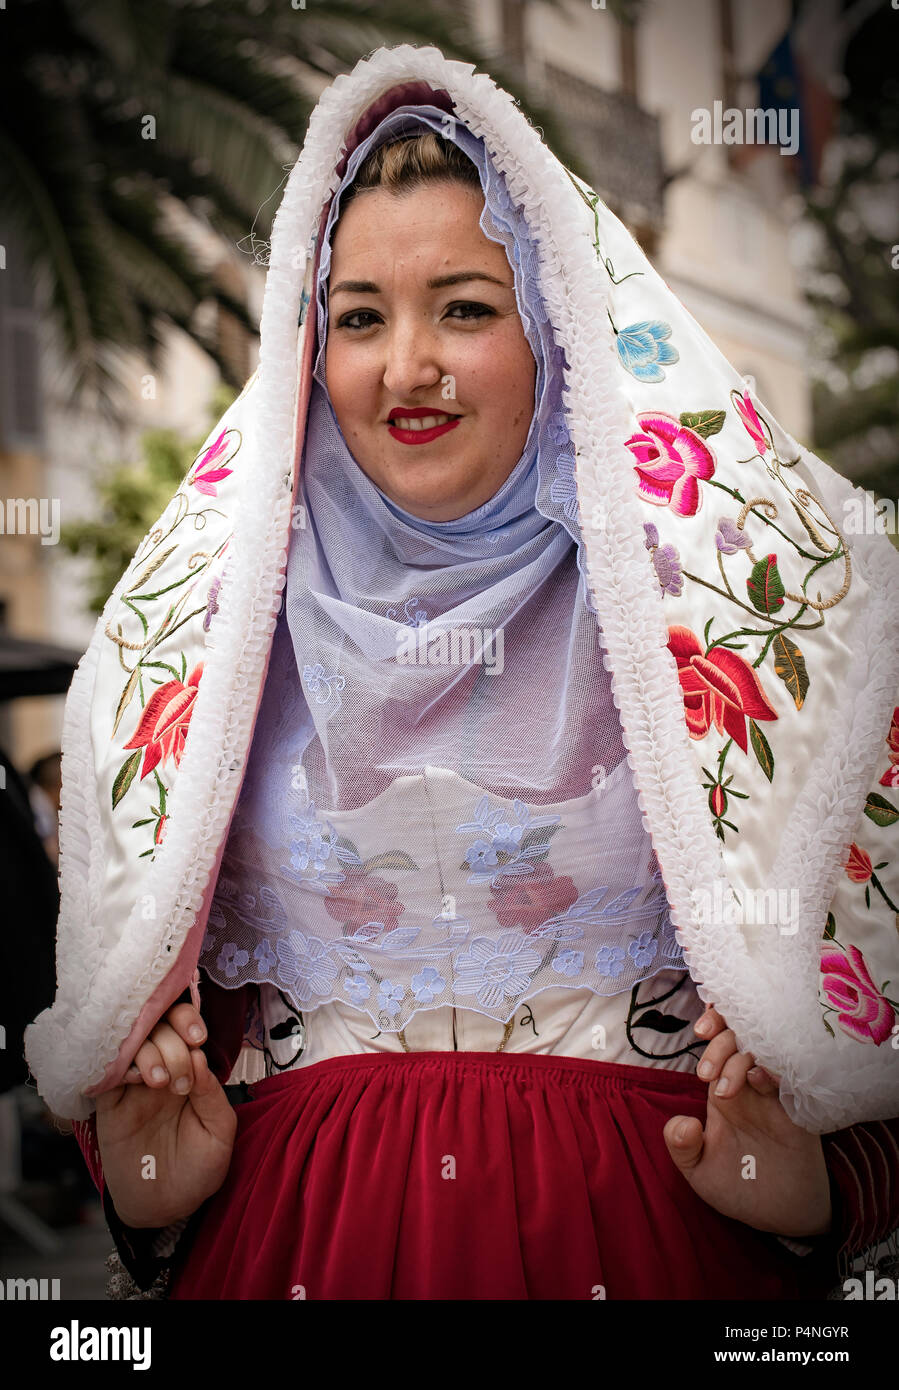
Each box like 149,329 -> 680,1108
662,1004 -> 833,1239
94,1002 -> 237,1229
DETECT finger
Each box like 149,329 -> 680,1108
711,1048 -> 755,1099
123,1065 -> 143,1084
696,1028 -> 738,1082
693,1004 -> 727,1039
186,1049 -> 237,1137
94,1085 -> 128,1114
663,1114 -> 705,1173
132,1037 -> 172,1088
147,1021 -> 195,1095
164,1002 -> 207,1047
747,1064 -> 780,1096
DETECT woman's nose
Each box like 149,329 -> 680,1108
380,323 -> 444,399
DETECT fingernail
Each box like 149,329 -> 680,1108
694,1016 -> 711,1035
188,1026 -> 205,1042
697,1060 -> 713,1078
676,1121 -> 689,1142
151,1066 -> 168,1083
715,1077 -> 730,1096
174,1076 -> 190,1094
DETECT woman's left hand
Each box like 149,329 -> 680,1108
662,1006 -> 833,1239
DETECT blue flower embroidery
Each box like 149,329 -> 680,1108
595,945 -> 626,978
616,320 -> 679,383
217,942 -> 249,978
253,940 -> 277,976
453,932 -> 542,1009
386,595 -> 429,626
276,930 -> 339,1001
378,979 -> 404,1018
281,804 -> 361,890
552,949 -> 584,977
628,932 -> 659,968
302,663 -> 347,713
344,974 -> 372,1005
547,411 -> 572,446
456,795 -> 560,886
411,967 -> 447,1003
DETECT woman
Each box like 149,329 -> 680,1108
25,47 -> 899,1300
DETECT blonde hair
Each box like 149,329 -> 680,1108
341,131 -> 482,206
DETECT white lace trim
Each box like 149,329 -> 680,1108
24,44 -> 899,1128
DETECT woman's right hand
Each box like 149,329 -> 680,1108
94,1002 -> 238,1228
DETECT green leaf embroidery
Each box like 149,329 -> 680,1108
772,631 -> 809,710
679,410 -> 726,438
864,792 -> 899,828
823,912 -> 836,940
747,554 -> 785,613
112,750 -> 142,808
749,719 -> 775,781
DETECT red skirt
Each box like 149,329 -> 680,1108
168,1050 -> 833,1300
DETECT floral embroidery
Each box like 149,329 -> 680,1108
122,663 -> 204,781
203,576 -> 221,632
488,862 -> 578,930
253,940 -> 277,975
280,805 -> 362,891
188,429 -> 237,498
386,596 -> 429,625
615,320 -> 679,383
411,966 -> 447,1002
628,931 -> 659,968
276,929 -> 340,1000
302,663 -> 347,712
643,522 -> 683,597
552,948 -> 584,977
820,943 -> 896,1046
549,447 -> 580,523
668,625 -> 778,756
452,932 -> 542,1008
378,979 -> 404,1018
595,945 -> 626,978
344,974 -> 371,1004
217,942 -> 249,978
456,794 -> 561,886
323,868 -> 404,935
715,516 -> 752,555
734,391 -> 768,455
626,412 -> 717,517
879,707 -> 899,787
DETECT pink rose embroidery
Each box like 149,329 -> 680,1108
879,705 -> 899,787
626,412 -> 716,517
734,391 -> 768,455
123,663 -> 203,779
820,943 -> 895,1045
190,430 -> 234,497
667,625 -> 778,753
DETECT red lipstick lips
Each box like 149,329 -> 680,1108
387,406 -> 461,446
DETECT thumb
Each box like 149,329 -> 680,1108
186,1048 -> 235,1135
663,1114 -> 705,1175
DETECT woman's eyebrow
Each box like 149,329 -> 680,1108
329,270 -> 510,297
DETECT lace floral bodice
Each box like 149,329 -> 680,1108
200,758 -> 685,1035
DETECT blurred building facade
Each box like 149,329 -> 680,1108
1,0 -> 812,769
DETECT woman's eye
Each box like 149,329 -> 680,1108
446,301 -> 495,321
337,309 -> 382,330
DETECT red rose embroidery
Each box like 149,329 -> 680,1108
123,663 -> 203,779
323,869 -> 404,936
820,943 -> 895,1045
844,843 -> 873,884
667,625 -> 778,753
489,862 -> 578,931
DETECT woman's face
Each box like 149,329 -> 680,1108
324,180 -> 537,522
